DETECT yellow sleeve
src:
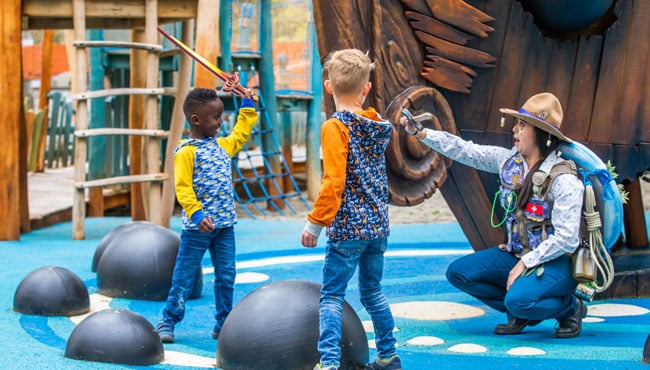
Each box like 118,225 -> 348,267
306,119 -> 349,227
173,144 -> 203,219
217,107 -> 258,156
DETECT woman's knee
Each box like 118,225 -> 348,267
446,257 -> 469,288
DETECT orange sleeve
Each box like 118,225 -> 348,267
306,118 -> 349,227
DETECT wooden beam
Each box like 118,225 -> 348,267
129,29 -> 147,221
0,0 -> 22,240
161,20 -> 194,227
23,0 -> 197,18
35,30 -> 53,173
194,0 -> 220,88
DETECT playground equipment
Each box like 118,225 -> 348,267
13,266 -> 90,316
216,279 -> 368,370
95,221 -> 203,301
65,308 -> 164,366
3,0 -> 322,240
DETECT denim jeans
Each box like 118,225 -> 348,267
162,226 -> 236,333
446,246 -> 579,321
318,237 -> 397,368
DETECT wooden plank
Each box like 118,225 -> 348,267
613,0 -> 650,145
75,128 -> 169,137
161,20 -> 194,228
144,0 -> 163,225
590,0 -> 633,144
564,35 -> 603,142
19,94 -> 31,233
194,0 -> 220,88
440,164 -> 505,251
451,0 -> 504,133
35,30 -> 54,172
543,39 -> 577,120
72,87 -> 175,100
72,0 -> 88,240
129,29 -> 147,221
75,173 -> 169,189
487,1 -> 534,132
73,40 -> 162,52
23,17 -> 188,30
515,20 -> 550,120
23,0 -> 197,18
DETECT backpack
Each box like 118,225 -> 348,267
543,141 -> 623,297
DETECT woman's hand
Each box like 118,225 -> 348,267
507,260 -> 527,290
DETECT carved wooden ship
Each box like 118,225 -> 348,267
313,0 -> 649,254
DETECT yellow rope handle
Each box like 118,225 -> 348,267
583,184 -> 615,292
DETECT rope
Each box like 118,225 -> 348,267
583,184 -> 615,292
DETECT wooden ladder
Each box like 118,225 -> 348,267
71,0 -> 169,239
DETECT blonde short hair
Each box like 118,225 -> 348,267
323,49 -> 375,96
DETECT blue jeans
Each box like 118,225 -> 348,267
446,246 -> 579,322
162,226 -> 236,333
318,238 -> 397,368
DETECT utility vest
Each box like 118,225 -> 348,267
503,158 -> 578,256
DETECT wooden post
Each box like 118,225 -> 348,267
72,0 -> 88,240
144,0 -> 162,225
19,94 -> 31,234
129,29 -> 147,220
306,15 -> 323,201
194,0 -> 220,89
35,29 -> 53,173
161,20 -> 194,227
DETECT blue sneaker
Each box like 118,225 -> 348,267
156,321 -> 174,343
365,355 -> 402,370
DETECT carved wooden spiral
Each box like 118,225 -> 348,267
385,86 -> 459,206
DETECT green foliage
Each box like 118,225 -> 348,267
607,160 -> 629,204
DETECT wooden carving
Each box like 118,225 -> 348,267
313,0 -> 650,251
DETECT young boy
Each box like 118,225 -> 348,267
156,85 -> 257,343
301,49 -> 401,370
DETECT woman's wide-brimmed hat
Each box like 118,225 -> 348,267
499,92 -> 572,143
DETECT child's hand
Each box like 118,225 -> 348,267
222,72 -> 240,94
198,216 -> 215,233
301,230 -> 318,248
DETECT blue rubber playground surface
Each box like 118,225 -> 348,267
1,216 -> 650,369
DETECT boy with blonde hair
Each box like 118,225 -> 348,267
301,49 -> 401,370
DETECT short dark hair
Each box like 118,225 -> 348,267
183,88 -> 219,120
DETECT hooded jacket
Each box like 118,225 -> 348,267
307,108 -> 392,241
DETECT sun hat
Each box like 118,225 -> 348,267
499,92 -> 572,143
